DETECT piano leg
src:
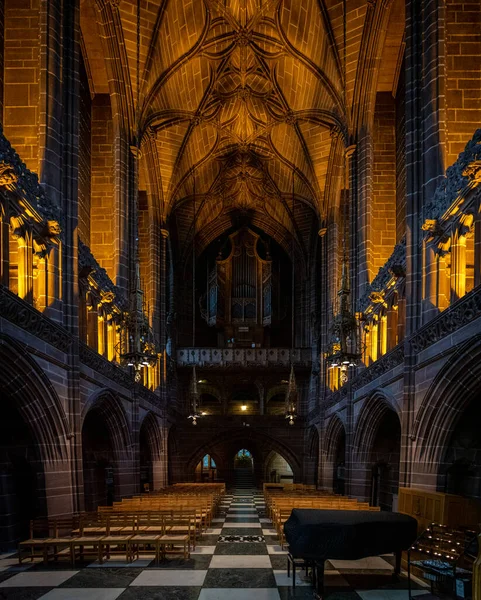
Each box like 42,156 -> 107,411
314,560 -> 325,599
394,550 -> 402,576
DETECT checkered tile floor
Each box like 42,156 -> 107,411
0,490 -> 432,600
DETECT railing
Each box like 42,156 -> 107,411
177,347 -> 312,368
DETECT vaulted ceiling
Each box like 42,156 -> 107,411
81,0 -> 404,258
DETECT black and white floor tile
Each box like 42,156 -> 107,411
0,490 -> 433,600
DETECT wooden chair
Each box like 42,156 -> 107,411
159,514 -> 190,560
18,518 -> 52,564
127,513 -> 161,564
70,515 -> 105,565
99,515 -> 135,563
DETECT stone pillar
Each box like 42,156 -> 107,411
160,228 -> 169,387
451,232 -> 466,303
16,231 -> 33,304
35,255 -> 47,311
0,211 -> 9,287
46,243 -> 62,322
87,296 -> 99,352
474,212 -> 481,288
371,318 -> 379,363
422,240 -> 438,323
437,252 -> 450,310
386,303 -> 398,350
379,314 -> 388,356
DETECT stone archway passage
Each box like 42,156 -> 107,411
82,410 -> 116,511
0,401 -> 46,549
265,451 -> 294,484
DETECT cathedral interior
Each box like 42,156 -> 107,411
1,0 -> 481,598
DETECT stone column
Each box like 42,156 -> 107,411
436,251 -> 450,310
0,210 -> 9,287
46,242 -> 62,322
422,240 -> 438,323
16,230 -> 33,304
160,228 -> 169,387
474,211 -> 481,288
35,255 -> 47,312
386,303 -> 398,350
450,232 -> 466,303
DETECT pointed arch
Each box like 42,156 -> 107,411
0,334 -> 71,464
82,389 -> 133,460
352,389 -> 400,462
412,334 -> 481,466
139,411 -> 163,461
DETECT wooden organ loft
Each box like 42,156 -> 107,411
200,227 -> 277,348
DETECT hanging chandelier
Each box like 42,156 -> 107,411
325,257 -> 361,385
188,366 -> 202,425
285,364 -> 298,426
285,170 -> 298,426
119,0 -> 158,382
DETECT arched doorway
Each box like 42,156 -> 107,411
265,451 -> 293,484
82,410 -> 116,511
234,449 -> 254,489
0,402 -> 46,549
195,454 -> 217,482
333,427 -> 346,495
139,424 -> 153,493
369,410 -> 401,510
440,397 -> 481,500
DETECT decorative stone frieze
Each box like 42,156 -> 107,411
79,341 -> 133,386
0,284 -> 72,351
424,129 -> 481,222
358,238 -> 406,312
177,347 -> 311,368
411,285 -> 481,353
0,124 -> 62,228
351,344 -> 404,392
78,240 -> 127,311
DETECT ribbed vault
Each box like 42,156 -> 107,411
81,0 -> 405,256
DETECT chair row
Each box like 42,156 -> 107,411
19,513 -> 192,565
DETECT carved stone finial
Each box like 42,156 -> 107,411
0,162 -> 18,190
462,160 -> 481,182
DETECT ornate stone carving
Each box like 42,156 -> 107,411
79,342 -> 133,387
0,162 -> 18,190
0,125 -> 62,228
351,344 -> 404,391
358,238 -> 406,311
424,129 -> 481,221
0,284 -> 73,352
78,240 -> 127,310
410,285 -> 481,353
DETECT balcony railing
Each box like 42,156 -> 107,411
177,347 -> 312,368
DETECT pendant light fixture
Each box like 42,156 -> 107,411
188,176 -> 202,424
325,0 -> 361,384
119,0 -> 158,382
285,169 -> 298,426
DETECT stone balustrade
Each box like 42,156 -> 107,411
177,347 -> 312,368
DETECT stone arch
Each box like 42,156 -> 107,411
0,334 -> 71,464
352,389 -> 400,462
412,335 -> 481,467
186,428 -> 302,483
82,389 -> 133,461
139,411 -> 163,462
351,390 -> 401,506
139,411 -> 164,491
322,415 -> 346,492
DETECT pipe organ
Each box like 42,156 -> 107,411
202,228 -> 273,347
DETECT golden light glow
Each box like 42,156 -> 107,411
241,404 -> 247,411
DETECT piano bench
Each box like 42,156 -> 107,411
287,552 -> 315,589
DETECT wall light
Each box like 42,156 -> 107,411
241,404 -> 247,411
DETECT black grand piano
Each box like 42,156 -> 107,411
284,509 -> 418,597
